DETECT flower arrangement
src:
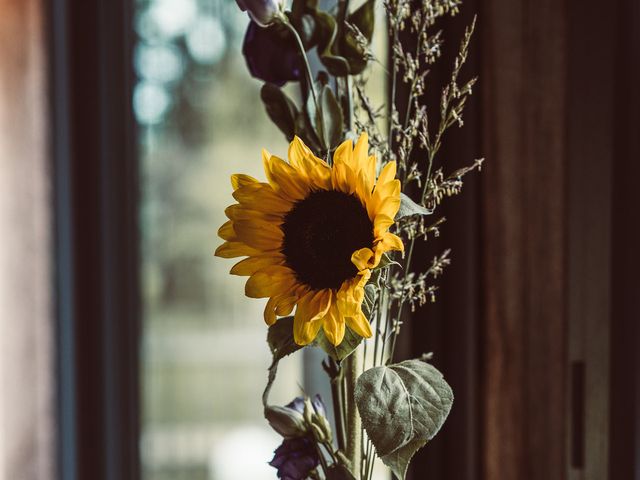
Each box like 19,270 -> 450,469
216,0 -> 481,478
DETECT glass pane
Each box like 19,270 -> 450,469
134,1 -> 303,479
135,1 -> 389,479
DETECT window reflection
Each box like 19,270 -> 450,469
135,1 -> 302,479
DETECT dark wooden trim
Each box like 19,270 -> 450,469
609,0 -> 640,477
566,1 -> 617,479
50,0 -> 140,478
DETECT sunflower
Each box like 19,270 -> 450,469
215,133 -> 404,346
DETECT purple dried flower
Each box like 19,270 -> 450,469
242,21 -> 302,86
269,436 -> 319,480
287,394 -> 326,417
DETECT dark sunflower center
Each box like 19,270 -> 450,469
281,190 -> 374,290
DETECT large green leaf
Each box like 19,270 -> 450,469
354,359 -> 454,479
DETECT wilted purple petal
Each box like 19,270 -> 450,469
242,21 -> 301,86
286,396 -> 306,414
270,437 -> 319,480
312,394 -> 326,417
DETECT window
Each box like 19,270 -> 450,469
134,1 -> 304,479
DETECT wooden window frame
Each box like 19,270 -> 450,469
50,0 -> 140,479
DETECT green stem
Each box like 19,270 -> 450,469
282,20 -> 318,111
314,442 -> 331,476
336,0 -> 353,132
330,366 -> 347,451
344,347 -> 362,479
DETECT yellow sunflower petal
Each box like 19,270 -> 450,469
264,296 -> 280,326
333,139 -> 353,167
332,162 -> 357,194
217,220 -> 236,241
233,183 -> 293,214
322,303 -> 346,346
346,311 -> 373,338
362,154 -> 376,195
233,219 -> 283,250
245,265 -> 297,298
231,173 -> 259,190
373,214 -> 395,236
293,289 -> 332,345
351,248 -> 375,271
215,241 -> 262,259
263,291 -> 298,326
309,164 -> 332,190
287,137 -> 332,190
276,295 -> 297,316
337,270 -> 370,317
376,161 -> 397,187
373,178 -> 401,200
263,152 -> 310,201
225,204 -> 283,223
288,136 -> 313,167
230,253 -> 284,276
375,194 -> 402,221
371,233 -> 405,269
353,132 -> 369,172
355,169 -> 373,205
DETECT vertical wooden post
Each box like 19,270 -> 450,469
480,0 -> 568,478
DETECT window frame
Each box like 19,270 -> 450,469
50,0 -> 140,479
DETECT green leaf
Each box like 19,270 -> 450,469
355,359 -> 454,479
362,283 -> 378,317
325,463 -> 357,480
340,0 -> 375,74
313,326 -> 363,362
314,11 -> 351,76
348,0 -> 375,41
267,316 -> 302,362
261,84 -> 299,141
316,85 -> 344,150
263,317 -> 302,407
294,111 -> 323,152
376,252 -> 401,270
395,192 -> 433,219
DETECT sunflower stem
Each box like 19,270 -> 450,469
344,346 -> 362,479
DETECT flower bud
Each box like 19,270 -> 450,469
303,397 -> 315,425
311,413 -> 333,444
235,0 -> 284,27
265,405 -> 308,438
310,423 -> 327,443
